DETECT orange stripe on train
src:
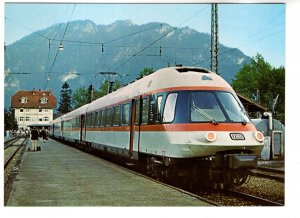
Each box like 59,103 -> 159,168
73,123 -> 256,132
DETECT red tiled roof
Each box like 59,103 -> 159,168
11,90 -> 57,109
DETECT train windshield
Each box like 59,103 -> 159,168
190,91 -> 250,123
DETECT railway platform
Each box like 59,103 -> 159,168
6,138 -> 211,206
258,160 -> 285,172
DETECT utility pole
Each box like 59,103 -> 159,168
211,3 -> 219,75
98,72 -> 117,94
88,84 -> 94,102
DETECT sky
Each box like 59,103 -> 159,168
3,2 -> 286,68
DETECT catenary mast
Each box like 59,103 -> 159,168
210,3 -> 219,75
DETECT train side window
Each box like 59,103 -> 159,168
86,114 -> 89,127
113,106 -> 120,126
98,110 -> 102,127
141,97 -> 149,124
122,103 -> 130,125
163,93 -> 178,123
87,113 -> 91,127
94,111 -> 98,127
135,100 -> 140,124
106,108 -> 113,127
156,95 -> 163,122
149,95 -> 156,124
101,110 -> 107,127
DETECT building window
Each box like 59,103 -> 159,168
39,118 -> 43,121
25,117 -> 30,121
39,109 -> 42,112
40,97 -> 48,104
25,109 -> 30,112
20,109 -> 24,112
20,97 -> 28,103
44,117 -> 49,121
19,117 -> 24,121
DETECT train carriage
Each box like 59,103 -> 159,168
50,66 -> 264,189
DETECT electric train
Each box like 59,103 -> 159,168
50,66 -> 264,189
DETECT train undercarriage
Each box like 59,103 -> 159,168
142,152 -> 258,190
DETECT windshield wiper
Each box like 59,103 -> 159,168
192,102 -> 219,125
240,109 -> 248,125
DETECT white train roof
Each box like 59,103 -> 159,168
51,104 -> 89,123
63,104 -> 89,120
86,66 -> 233,113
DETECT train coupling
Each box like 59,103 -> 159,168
226,154 -> 258,169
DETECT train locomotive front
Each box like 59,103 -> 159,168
50,66 -> 264,189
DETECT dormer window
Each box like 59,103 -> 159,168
40,97 -> 48,104
20,97 -> 28,104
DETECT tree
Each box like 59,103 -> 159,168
139,67 -> 154,78
72,87 -> 90,109
4,107 -> 18,131
58,82 -> 72,114
94,80 -> 122,98
232,54 -> 285,122
72,80 -> 122,109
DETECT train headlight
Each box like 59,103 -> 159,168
205,132 -> 217,142
254,131 -> 264,142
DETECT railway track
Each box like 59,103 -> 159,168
4,137 -> 28,168
225,189 -> 283,206
192,187 -> 284,206
4,137 -> 21,149
4,137 -> 28,205
251,167 -> 284,182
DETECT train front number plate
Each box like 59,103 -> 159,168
230,133 -> 245,140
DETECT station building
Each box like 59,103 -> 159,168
11,89 -> 57,130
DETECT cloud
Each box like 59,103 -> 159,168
61,70 -> 79,82
5,78 -> 20,88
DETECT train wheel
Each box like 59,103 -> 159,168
230,169 -> 249,187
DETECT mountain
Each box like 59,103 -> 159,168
4,19 -> 251,109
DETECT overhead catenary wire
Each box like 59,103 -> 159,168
113,5 -> 209,72
5,4 -> 284,84
44,4 -> 76,90
191,27 -> 284,67
5,16 -> 51,41
246,9 -> 285,41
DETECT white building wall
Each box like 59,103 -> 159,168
15,108 -> 54,130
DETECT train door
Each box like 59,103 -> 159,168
80,114 -> 86,142
129,98 -> 141,159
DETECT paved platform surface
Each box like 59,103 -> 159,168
6,139 -> 211,206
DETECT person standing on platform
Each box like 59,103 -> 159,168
6,130 -> 10,140
30,127 -> 39,151
40,128 -> 47,143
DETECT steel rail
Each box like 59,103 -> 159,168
226,189 -> 284,206
4,137 -> 21,149
251,168 -> 284,183
4,138 -> 28,169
